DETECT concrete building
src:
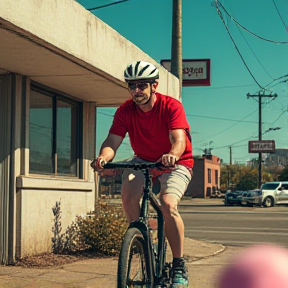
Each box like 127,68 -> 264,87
186,155 -> 221,198
0,0 -> 179,264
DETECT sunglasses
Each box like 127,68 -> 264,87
127,82 -> 152,90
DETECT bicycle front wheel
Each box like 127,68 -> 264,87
117,227 -> 153,288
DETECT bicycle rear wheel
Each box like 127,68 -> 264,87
117,227 -> 153,288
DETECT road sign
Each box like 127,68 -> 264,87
160,59 -> 211,86
248,140 -> 276,153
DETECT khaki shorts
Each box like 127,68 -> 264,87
121,156 -> 192,200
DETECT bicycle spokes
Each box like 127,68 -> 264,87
126,241 -> 150,288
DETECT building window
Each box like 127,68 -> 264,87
215,170 -> 218,185
208,168 -> 211,183
29,85 -> 82,177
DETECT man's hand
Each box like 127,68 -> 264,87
161,153 -> 179,167
91,157 -> 107,171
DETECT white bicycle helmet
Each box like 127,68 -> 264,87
124,61 -> 159,82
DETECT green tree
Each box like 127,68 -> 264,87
263,165 -> 283,181
221,162 -> 282,191
278,165 -> 288,181
220,165 -> 229,190
234,167 -> 258,190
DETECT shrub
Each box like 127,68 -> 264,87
58,216 -> 90,253
58,200 -> 128,256
80,201 -> 128,255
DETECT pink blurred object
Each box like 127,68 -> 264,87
217,244 -> 288,288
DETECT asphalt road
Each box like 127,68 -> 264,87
179,198 -> 288,248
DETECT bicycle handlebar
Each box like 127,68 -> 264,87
102,161 -> 163,170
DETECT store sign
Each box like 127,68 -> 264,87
248,140 -> 275,153
160,59 -> 211,86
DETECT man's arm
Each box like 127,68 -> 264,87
162,129 -> 186,166
92,133 -> 123,170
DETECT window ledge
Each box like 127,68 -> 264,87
16,176 -> 94,191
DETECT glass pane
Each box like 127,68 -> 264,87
96,107 -> 133,161
208,169 -> 211,183
57,100 -> 77,176
261,183 -> 279,190
29,90 -> 53,173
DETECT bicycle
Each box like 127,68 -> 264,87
96,160 -> 173,288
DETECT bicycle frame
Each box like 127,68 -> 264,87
95,161 -> 170,286
132,167 -> 166,283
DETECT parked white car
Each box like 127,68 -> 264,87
260,181 -> 288,207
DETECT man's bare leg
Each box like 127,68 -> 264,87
159,193 -> 184,258
121,169 -> 144,222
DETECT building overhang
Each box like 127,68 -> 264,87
0,0 -> 179,106
0,22 -> 129,106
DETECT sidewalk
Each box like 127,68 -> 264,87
0,237 -> 227,288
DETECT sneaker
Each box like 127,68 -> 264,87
171,258 -> 189,288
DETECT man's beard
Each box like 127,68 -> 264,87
133,94 -> 150,105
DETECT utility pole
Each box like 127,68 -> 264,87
227,164 -> 230,191
226,146 -> 232,190
247,90 -> 277,188
171,0 -> 182,99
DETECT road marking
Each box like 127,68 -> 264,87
180,210 -> 288,214
197,239 -> 288,248
186,226 -> 288,231
185,229 -> 288,236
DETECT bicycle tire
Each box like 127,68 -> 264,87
117,227 -> 154,288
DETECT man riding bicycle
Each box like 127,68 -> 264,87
92,60 -> 194,288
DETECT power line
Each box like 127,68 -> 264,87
98,111 -> 114,117
269,110 -> 287,127
192,108 -> 259,144
87,0 -> 129,11
235,23 -> 274,80
219,74 -> 288,98
272,0 -> 288,32
217,1 -> 288,44
184,83 -> 255,91
186,113 -> 260,123
268,77 -> 288,89
264,74 -> 288,89
214,1 -> 263,89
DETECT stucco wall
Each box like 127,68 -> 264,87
16,177 -> 94,257
0,0 -> 179,98
17,189 -> 95,256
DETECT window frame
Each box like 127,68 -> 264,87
208,168 -> 212,184
215,169 -> 218,185
29,83 -> 83,178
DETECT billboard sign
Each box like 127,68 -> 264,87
160,59 -> 211,86
248,140 -> 276,153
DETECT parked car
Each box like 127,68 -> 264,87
241,189 -> 262,206
260,181 -> 288,207
224,190 -> 248,206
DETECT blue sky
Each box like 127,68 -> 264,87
77,0 -> 288,164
